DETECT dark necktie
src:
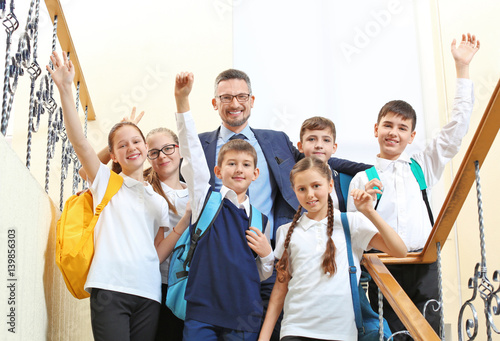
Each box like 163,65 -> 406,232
229,133 -> 247,141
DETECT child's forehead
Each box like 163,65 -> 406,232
147,132 -> 175,146
222,150 -> 254,161
380,112 -> 413,124
302,128 -> 333,138
293,168 -> 329,184
114,126 -> 142,140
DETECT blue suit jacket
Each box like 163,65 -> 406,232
198,127 -> 371,238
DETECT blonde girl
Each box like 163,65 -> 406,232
258,157 -> 406,341
48,51 -> 188,341
144,127 -> 190,341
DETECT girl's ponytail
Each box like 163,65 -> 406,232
321,195 -> 336,276
276,205 -> 303,283
111,162 -> 122,175
144,166 -> 177,215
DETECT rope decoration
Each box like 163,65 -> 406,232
0,0 -> 19,136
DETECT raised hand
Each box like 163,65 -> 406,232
451,33 -> 480,79
175,72 -> 194,113
46,51 -> 75,90
175,72 -> 194,99
122,106 -> 145,124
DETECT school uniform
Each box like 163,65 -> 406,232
199,120 -> 371,341
346,78 -> 474,338
156,182 -> 189,341
87,163 -> 170,341
275,212 -> 378,341
176,111 -> 274,341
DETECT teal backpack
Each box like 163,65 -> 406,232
166,191 -> 265,320
365,158 -> 434,226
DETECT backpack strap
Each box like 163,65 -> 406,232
338,173 -> 353,211
340,212 -> 364,333
249,205 -> 264,233
409,158 -> 434,226
72,171 -> 123,256
365,166 -> 382,208
183,191 -> 224,270
366,161 -> 434,226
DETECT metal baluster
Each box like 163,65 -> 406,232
81,105 -> 88,190
458,160 -> 495,340
437,242 -> 445,340
378,288 -> 384,341
475,160 -> 493,341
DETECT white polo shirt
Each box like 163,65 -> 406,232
275,210 -> 377,341
85,163 -> 170,303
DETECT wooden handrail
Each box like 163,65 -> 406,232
44,0 -> 96,120
363,254 -> 440,341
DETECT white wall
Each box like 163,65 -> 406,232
0,135 -> 93,341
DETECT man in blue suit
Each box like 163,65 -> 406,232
197,69 -> 370,340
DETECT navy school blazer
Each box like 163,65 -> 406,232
197,127 -> 372,239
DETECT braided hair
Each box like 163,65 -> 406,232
276,157 -> 336,282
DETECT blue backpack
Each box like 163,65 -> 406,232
166,191 -> 265,320
365,158 -> 434,226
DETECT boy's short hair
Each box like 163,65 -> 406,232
214,69 -> 252,96
217,139 -> 258,168
377,100 -> 417,132
300,116 -> 336,142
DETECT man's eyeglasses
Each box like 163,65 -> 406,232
147,144 -> 178,160
216,93 -> 251,103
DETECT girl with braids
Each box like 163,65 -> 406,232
258,157 -> 406,341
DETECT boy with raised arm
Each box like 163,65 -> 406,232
346,33 -> 480,338
175,71 -> 274,341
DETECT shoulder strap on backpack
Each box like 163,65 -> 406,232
71,171 -> 123,256
87,171 -> 123,230
340,212 -> 364,333
409,158 -> 426,190
365,166 -> 382,208
409,158 -> 434,226
184,191 -> 224,269
339,173 -> 353,211
249,205 -> 264,233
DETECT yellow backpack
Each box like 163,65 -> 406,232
56,171 -> 123,299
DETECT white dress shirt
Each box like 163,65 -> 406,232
347,78 -> 474,251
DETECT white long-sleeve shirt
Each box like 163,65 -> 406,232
347,79 -> 474,251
